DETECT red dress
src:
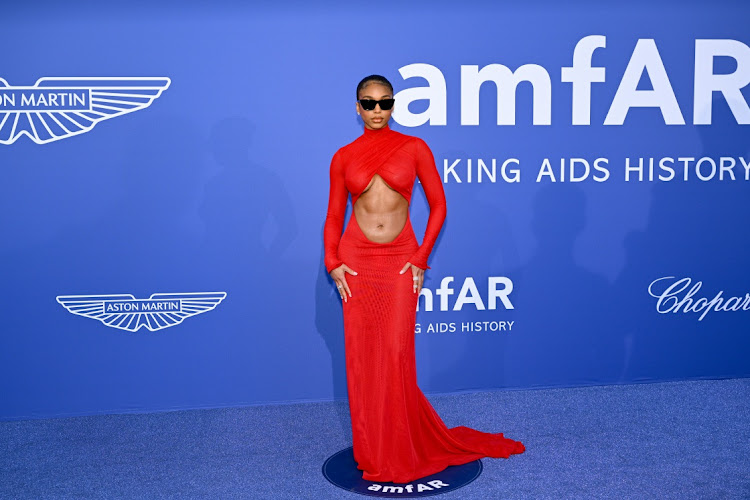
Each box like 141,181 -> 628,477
323,123 -> 525,484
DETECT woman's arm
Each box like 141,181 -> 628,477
408,138 -> 447,270
323,150 -> 348,273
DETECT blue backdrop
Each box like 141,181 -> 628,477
1,1 -> 748,420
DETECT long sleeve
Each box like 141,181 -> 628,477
323,150 -> 348,273
407,138 -> 446,270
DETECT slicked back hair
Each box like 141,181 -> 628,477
356,74 -> 394,100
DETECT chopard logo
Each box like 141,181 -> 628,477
0,77 -> 170,144
648,277 -> 750,321
56,292 -> 226,332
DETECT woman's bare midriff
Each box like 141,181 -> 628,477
353,173 -> 408,243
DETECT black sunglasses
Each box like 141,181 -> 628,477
358,98 -> 395,111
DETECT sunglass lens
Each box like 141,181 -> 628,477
360,99 -> 376,111
380,99 -> 395,110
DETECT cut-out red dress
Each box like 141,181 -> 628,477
323,123 -> 525,484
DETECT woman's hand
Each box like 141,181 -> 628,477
400,262 -> 425,294
330,263 -> 357,302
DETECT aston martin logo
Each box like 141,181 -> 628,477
56,292 -> 227,332
0,77 -> 170,144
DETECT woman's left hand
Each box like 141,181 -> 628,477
400,262 -> 425,294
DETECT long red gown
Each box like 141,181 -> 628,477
323,123 -> 525,484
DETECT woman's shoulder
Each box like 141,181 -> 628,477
334,135 -> 363,157
392,130 -> 431,157
392,129 -> 430,149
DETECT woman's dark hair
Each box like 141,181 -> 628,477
356,74 -> 393,100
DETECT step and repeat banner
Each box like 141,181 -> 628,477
1,1 -> 748,419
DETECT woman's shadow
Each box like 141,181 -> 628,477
612,95 -> 750,381
431,183 -> 621,390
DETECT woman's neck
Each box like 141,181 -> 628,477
363,122 -> 391,137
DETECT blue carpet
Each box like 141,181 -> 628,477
1,378 -> 748,499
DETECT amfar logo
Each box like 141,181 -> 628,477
418,276 -> 514,311
0,77 -> 170,144
648,277 -> 750,321
392,36 -> 750,126
56,292 -> 226,332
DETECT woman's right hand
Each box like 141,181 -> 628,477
330,264 -> 357,302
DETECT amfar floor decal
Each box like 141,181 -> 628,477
322,446 -> 481,497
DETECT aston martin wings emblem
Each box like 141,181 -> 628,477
56,292 -> 227,332
0,77 -> 170,145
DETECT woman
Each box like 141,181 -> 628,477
323,74 -> 525,484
